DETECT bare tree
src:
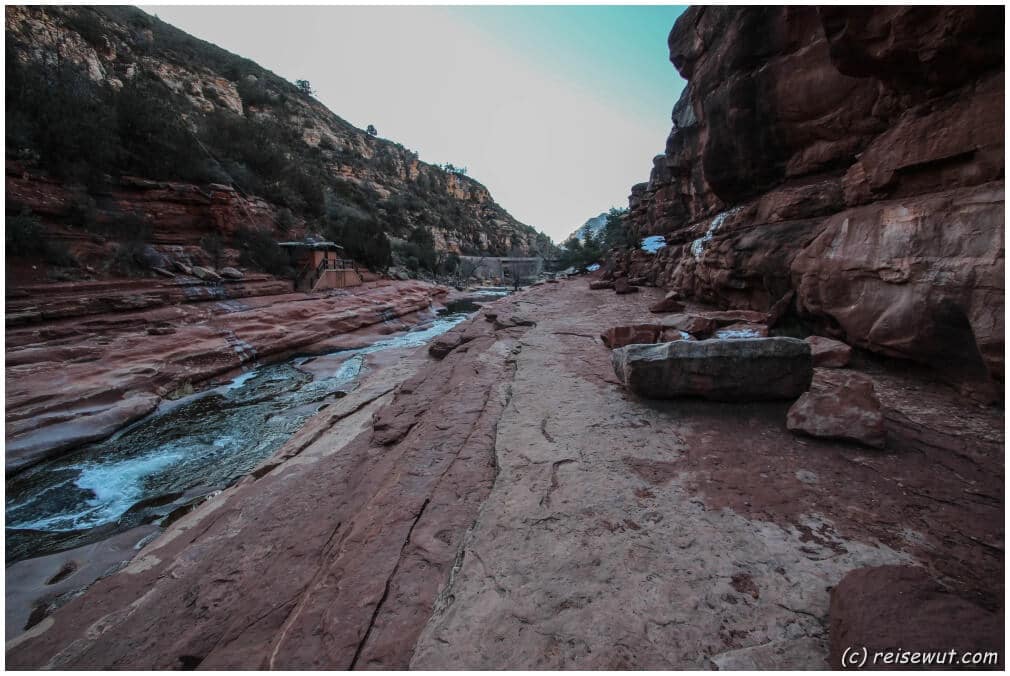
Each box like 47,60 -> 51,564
457,256 -> 484,288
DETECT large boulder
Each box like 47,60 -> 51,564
792,184 -> 1004,387
806,335 -> 852,368
611,337 -> 812,401
786,369 -> 885,448
828,565 -> 1003,670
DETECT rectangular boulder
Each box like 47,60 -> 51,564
611,337 -> 813,401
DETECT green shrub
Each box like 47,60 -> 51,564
234,227 -> 290,277
6,209 -> 78,267
276,208 -> 295,233
6,47 -> 116,183
236,77 -> 273,108
200,234 -> 224,267
407,226 -> 438,272
323,209 -> 391,272
109,240 -> 149,276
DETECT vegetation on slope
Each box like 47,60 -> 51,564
5,5 -> 556,274
557,207 -> 632,271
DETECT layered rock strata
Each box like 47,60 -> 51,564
6,279 -> 447,473
619,7 -> 1004,393
9,281 -> 1002,668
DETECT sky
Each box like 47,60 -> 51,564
148,5 -> 687,243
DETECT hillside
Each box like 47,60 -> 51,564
5,5 -> 555,279
566,212 -> 608,244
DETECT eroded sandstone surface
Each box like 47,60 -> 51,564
5,278 -> 447,473
8,281 -> 1002,669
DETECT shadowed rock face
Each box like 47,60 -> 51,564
618,6 -> 1003,393
611,337 -> 813,401
828,565 -> 1004,670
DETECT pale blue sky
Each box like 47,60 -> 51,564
148,5 -> 687,241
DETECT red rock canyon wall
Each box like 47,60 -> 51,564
618,6 -> 1004,395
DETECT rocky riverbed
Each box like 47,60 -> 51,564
7,278 -> 1002,668
6,278 -> 450,474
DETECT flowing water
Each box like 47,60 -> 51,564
6,302 -> 485,563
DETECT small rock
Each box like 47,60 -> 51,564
649,291 -> 685,314
219,266 -> 244,280
698,309 -> 771,327
151,266 -> 175,279
806,335 -> 852,368
429,331 -> 465,359
173,260 -> 193,275
660,313 -> 717,337
794,469 -> 818,484
786,369 -> 885,448
600,324 -> 695,349
612,337 -> 812,401
614,278 -> 639,295
191,266 -> 223,282
493,314 -> 536,330
600,324 -> 661,349
589,280 -> 615,290
146,325 -> 176,336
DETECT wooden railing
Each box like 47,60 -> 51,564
298,258 -> 356,291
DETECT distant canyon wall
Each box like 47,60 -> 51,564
618,6 -> 1003,393
5,6 -> 551,261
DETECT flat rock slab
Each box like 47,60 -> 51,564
787,369 -> 886,448
828,565 -> 1003,669
612,337 -> 813,401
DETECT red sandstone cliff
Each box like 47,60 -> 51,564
618,7 -> 1003,395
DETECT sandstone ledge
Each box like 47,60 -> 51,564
7,281 -> 1003,668
5,280 -> 447,474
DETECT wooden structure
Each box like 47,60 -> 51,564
279,238 -> 363,292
